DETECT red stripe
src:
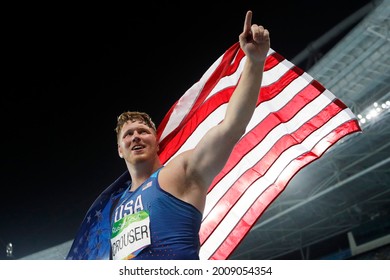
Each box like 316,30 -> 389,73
157,43 -> 242,150
153,41 -> 361,260
157,48 -> 287,158
263,51 -> 285,71
208,81 -> 324,193
158,86 -> 234,163
158,65 -> 306,164
208,119 -> 361,259
156,98 -> 179,141
200,100 -> 346,245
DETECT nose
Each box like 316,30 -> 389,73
131,132 -> 141,142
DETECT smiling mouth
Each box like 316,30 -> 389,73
132,145 -> 144,151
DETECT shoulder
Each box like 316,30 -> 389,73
159,150 -> 192,182
163,150 -> 193,170
158,150 -> 207,212
157,150 -> 197,194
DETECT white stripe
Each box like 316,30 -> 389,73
246,72 -> 314,131
199,109 -> 355,259
164,69 -> 314,166
205,57 -> 245,102
203,89 -> 333,218
262,58 -> 294,86
163,104 -> 228,165
163,72 -> 318,216
160,49 -> 288,142
159,55 -> 223,142
205,55 -> 295,104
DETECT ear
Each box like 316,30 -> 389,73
118,145 -> 123,158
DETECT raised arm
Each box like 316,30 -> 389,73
187,10 -> 270,190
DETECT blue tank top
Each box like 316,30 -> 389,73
111,167 -> 202,260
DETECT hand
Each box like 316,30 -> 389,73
239,11 -> 270,63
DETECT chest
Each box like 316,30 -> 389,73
113,179 -> 155,223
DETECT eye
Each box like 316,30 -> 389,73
122,131 -> 133,139
137,128 -> 149,135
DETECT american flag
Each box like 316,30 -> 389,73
156,42 -> 361,260
66,42 -> 361,260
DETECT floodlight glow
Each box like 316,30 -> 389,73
369,109 -> 378,118
357,98 -> 389,126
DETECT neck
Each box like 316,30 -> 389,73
127,159 -> 162,191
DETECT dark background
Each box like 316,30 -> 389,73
1,1 -> 372,259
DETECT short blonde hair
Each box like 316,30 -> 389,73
115,111 -> 156,140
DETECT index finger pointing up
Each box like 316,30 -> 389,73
243,10 -> 253,33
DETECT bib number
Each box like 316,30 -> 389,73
111,210 -> 151,259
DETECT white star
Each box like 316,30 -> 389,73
95,209 -> 103,221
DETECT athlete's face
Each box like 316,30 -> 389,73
117,120 -> 159,165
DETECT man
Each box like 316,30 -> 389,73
70,10 -> 270,260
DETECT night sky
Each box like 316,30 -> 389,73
1,1 -> 373,259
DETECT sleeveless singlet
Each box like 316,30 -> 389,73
110,167 -> 202,260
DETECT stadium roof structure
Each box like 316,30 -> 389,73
231,0 -> 390,260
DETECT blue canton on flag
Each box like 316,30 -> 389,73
66,171 -> 130,260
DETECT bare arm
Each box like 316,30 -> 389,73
187,10 -> 270,189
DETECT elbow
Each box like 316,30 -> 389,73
226,126 -> 246,145
221,120 -> 247,142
